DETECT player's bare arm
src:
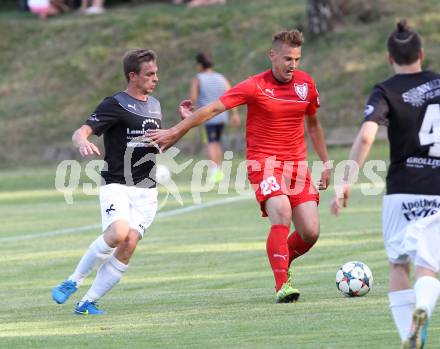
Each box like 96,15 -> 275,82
229,109 -> 241,128
72,124 -> 101,157
330,121 -> 379,215
147,99 -> 227,151
306,113 -> 330,190
189,77 -> 199,105
223,77 -> 241,128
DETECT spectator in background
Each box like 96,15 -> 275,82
187,0 -> 225,7
190,52 -> 240,183
27,0 -> 70,19
172,0 -> 226,6
81,0 -> 105,15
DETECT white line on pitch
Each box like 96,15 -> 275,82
0,195 -> 252,242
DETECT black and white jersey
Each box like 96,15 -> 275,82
364,70 -> 440,195
85,91 -> 162,187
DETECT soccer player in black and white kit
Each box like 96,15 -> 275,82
51,49 -> 188,315
331,20 -> 440,348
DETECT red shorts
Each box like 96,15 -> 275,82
247,159 -> 319,217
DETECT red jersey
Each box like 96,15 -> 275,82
220,69 -> 320,161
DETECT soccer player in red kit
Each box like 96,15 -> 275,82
148,30 -> 331,303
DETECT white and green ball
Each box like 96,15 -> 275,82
336,261 -> 373,297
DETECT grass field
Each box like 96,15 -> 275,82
1,0 -> 439,166
0,145 -> 438,349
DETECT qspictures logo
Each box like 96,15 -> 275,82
401,198 -> 440,221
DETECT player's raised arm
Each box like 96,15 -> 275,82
72,124 -> 101,157
330,121 -> 379,215
147,99 -> 227,151
306,113 -> 330,190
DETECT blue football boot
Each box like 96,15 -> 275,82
52,280 -> 77,304
74,300 -> 105,315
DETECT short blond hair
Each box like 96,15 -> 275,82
272,30 -> 304,49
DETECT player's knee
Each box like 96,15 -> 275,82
104,220 -> 130,246
301,225 -> 320,244
274,213 -> 292,226
279,209 -> 292,225
389,262 -> 410,276
115,231 -> 140,263
265,196 -> 292,225
125,230 -> 140,249
389,262 -> 411,291
271,204 -> 292,225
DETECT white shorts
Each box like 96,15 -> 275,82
99,183 -> 158,238
383,194 -> 440,271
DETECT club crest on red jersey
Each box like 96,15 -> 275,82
294,83 -> 308,101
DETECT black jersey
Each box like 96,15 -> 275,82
85,91 -> 162,187
364,71 -> 440,195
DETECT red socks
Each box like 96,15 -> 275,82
266,225 -> 289,291
267,226 -> 317,291
287,230 -> 315,265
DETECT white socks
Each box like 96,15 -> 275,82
68,235 -> 114,287
389,289 -> 415,340
389,277 -> 440,341
414,276 -> 440,318
80,255 -> 128,303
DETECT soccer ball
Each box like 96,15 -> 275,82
155,164 -> 171,184
336,261 -> 373,297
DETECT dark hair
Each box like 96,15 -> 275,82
196,52 -> 213,69
272,29 -> 304,49
123,49 -> 157,82
387,20 -> 422,65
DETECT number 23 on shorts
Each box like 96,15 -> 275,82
260,176 -> 281,196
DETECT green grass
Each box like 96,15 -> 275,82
1,144 -> 437,348
1,0 -> 439,166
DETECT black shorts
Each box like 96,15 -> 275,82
205,124 -> 224,143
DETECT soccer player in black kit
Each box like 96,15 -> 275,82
51,49 -> 188,315
331,21 -> 440,348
